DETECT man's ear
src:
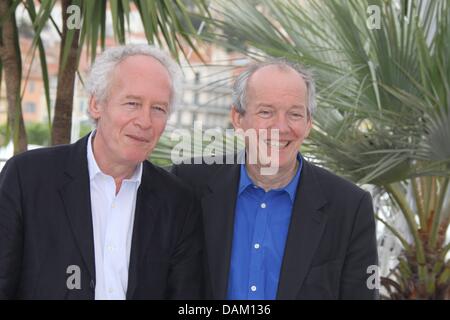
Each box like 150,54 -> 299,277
230,106 -> 244,130
88,96 -> 102,121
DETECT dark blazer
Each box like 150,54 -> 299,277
0,135 -> 203,299
172,156 -> 378,300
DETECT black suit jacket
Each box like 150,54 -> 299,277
172,156 -> 378,300
0,135 -> 203,299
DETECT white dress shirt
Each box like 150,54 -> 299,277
87,131 -> 143,300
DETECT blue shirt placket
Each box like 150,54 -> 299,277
247,190 -> 271,299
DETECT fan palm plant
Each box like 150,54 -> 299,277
197,0 -> 450,299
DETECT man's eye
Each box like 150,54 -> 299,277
125,102 -> 140,107
290,113 -> 304,119
258,110 -> 272,117
151,105 -> 167,114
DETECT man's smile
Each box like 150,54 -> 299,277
126,134 -> 150,143
264,139 -> 291,149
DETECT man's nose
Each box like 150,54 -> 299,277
271,113 -> 290,134
134,107 -> 153,129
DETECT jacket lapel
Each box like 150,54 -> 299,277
126,162 -> 159,299
201,163 -> 240,300
59,136 -> 96,281
277,159 -> 328,299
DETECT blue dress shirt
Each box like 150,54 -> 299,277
227,154 -> 303,300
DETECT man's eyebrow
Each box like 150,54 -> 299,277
257,104 -> 306,109
151,102 -> 169,108
123,95 -> 143,100
257,104 -> 276,108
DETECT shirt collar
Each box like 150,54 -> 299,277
238,153 -> 303,202
283,156 -> 302,201
87,130 -> 143,185
87,130 -> 101,181
238,162 -> 254,194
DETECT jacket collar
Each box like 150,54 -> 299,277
59,135 -> 96,281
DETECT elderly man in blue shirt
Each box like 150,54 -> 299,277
172,59 -> 378,300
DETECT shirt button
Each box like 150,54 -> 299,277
254,243 -> 260,249
111,203 -> 116,208
251,285 -> 257,292
108,288 -> 114,293
107,245 -> 114,251
260,203 -> 266,209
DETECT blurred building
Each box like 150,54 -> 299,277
170,47 -> 245,130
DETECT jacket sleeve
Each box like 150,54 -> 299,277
339,191 -> 379,299
166,192 -> 205,299
0,158 -> 24,299
170,164 -> 178,176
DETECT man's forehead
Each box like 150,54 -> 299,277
248,65 -> 306,89
112,55 -> 171,80
108,57 -> 171,88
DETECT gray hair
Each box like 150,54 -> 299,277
232,58 -> 316,117
85,44 -> 183,112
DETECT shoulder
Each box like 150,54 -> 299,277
306,161 -> 368,201
173,160 -> 224,178
0,143 -> 77,195
4,144 -> 73,176
10,144 -> 71,166
144,161 -> 197,199
171,155 -> 237,187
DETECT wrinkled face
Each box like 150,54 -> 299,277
89,55 -> 172,166
231,65 -> 312,172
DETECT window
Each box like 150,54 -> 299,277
28,81 -> 35,93
24,102 -> 36,113
194,72 -> 200,84
79,100 -> 86,113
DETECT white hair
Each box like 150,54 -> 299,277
232,58 -> 316,117
85,44 -> 183,112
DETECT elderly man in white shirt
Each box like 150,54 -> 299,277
0,45 -> 203,300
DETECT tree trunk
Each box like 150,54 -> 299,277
0,0 -> 28,154
51,0 -> 80,145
